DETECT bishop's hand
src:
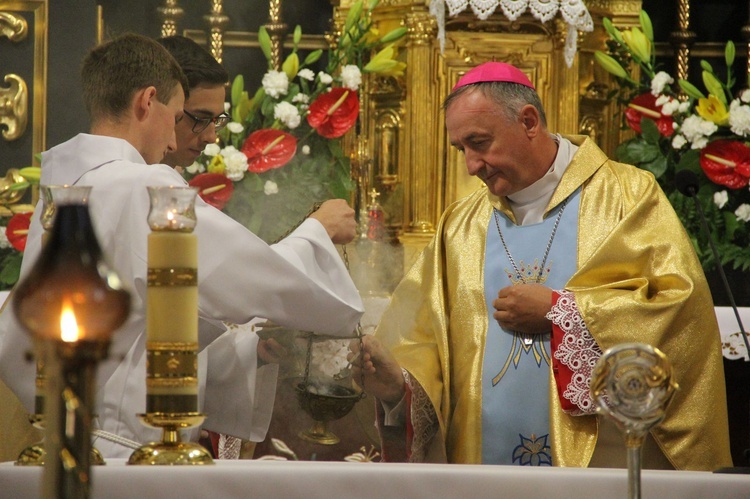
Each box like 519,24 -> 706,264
349,335 -> 406,405
493,283 -> 553,334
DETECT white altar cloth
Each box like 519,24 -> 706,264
0,459 -> 748,498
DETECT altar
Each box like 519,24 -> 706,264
0,459 -> 748,498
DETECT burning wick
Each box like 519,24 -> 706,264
60,302 -> 80,343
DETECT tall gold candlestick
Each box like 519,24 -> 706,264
128,186 -> 213,465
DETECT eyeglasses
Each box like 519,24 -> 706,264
183,109 -> 231,134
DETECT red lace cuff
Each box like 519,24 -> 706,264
547,290 -> 601,416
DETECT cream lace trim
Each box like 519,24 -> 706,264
404,369 -> 440,462
545,290 -> 601,416
431,0 -> 594,67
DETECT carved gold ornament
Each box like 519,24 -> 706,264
0,74 -> 28,141
0,12 -> 28,41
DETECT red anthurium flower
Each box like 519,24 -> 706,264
241,129 -> 297,173
6,212 -> 32,252
307,87 -> 359,139
189,172 -> 234,210
624,93 -> 674,137
700,140 -> 750,189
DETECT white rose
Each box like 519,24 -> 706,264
0,227 -> 10,249
729,100 -> 750,137
651,71 -> 674,96
341,64 -> 362,91
226,122 -> 244,134
186,160 -> 206,174
297,68 -> 315,81
274,101 -> 301,129
292,93 -> 309,104
224,102 -> 231,113
671,134 -> 687,150
691,136 -> 709,150
714,190 -> 729,209
203,143 -> 221,156
264,180 -> 279,195
735,204 -> 750,222
302,145 -> 310,155
741,89 -> 750,104
262,70 -> 289,98
224,150 -> 248,182
318,71 -> 333,85
678,101 -> 691,113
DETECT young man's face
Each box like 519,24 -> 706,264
163,84 -> 226,168
143,84 -> 185,165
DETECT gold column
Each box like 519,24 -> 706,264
265,0 -> 287,71
157,0 -> 184,38
204,0 -> 229,63
399,10 -> 438,259
670,0 -> 695,98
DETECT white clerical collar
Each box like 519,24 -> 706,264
507,134 -> 578,225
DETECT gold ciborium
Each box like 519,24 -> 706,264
294,333 -> 364,445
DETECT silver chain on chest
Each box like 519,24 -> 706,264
492,198 -> 568,285
492,199 -> 568,346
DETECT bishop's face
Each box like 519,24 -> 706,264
445,89 -> 539,198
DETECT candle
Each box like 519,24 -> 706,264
145,186 -> 199,414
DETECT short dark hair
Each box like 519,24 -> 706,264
157,35 -> 229,90
81,33 -> 188,123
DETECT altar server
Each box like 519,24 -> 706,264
352,62 -> 732,470
0,33 -> 364,458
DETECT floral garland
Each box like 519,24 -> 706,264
595,10 -> 750,272
182,0 -> 406,244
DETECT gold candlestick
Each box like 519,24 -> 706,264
204,0 -> 229,64
12,186 -> 130,497
265,0 -> 287,70
128,186 -> 213,465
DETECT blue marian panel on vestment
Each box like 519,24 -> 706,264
481,188 -> 581,465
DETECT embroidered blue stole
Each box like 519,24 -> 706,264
481,188 -> 581,465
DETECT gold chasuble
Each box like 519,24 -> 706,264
375,136 -> 732,470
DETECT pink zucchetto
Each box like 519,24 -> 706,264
452,62 -> 535,91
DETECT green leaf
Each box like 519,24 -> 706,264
640,118 -> 661,144
678,80 -> 705,100
303,49 -> 323,66
231,75 -> 244,107
639,10 -> 654,43
677,149 -> 701,173
702,71 -> 726,104
615,138 -> 660,165
641,155 -> 668,178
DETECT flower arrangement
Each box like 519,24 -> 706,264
0,166 -> 40,290
595,10 -> 750,272
182,0 -> 406,243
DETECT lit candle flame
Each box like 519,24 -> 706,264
60,302 -> 80,342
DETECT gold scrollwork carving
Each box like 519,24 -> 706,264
0,12 -> 28,41
0,74 -> 28,141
